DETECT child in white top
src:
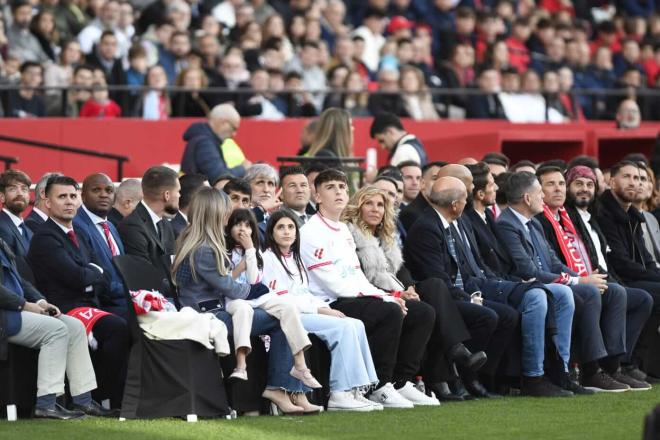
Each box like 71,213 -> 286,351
225,209 -> 321,389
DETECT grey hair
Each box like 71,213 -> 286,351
505,171 -> 538,205
244,163 -> 279,186
116,178 -> 143,203
429,187 -> 464,208
34,172 -> 63,205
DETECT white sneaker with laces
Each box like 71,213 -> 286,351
353,389 -> 383,411
396,382 -> 441,406
327,391 -> 373,412
368,383 -> 414,409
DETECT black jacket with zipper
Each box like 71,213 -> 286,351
596,189 -> 660,284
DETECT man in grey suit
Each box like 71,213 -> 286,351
496,172 -> 630,393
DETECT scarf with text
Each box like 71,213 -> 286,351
542,204 -> 592,277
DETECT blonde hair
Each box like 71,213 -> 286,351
640,163 -> 658,211
342,185 -> 397,247
172,187 -> 232,284
306,107 -> 353,158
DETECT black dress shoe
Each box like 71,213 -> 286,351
449,378 -> 476,400
34,404 -> 86,420
521,376 -> 573,398
427,382 -> 464,402
448,344 -> 488,372
464,380 -> 503,399
72,400 -> 120,417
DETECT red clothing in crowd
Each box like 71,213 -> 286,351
79,99 -> 122,118
506,37 -> 531,73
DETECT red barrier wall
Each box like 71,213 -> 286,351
0,118 -> 658,181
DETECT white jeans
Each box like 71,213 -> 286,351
8,312 -> 97,397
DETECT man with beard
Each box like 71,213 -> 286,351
0,170 -> 33,257
536,166 -> 651,390
6,0 -> 50,63
118,166 -> 180,294
73,173 -> 127,317
597,160 -> 660,378
564,165 -> 654,385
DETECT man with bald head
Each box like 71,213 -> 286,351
406,175 -> 580,397
180,103 -> 252,183
404,177 -> 521,398
108,178 -> 142,227
73,173 -> 127,316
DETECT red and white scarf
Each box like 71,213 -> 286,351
542,204 -> 592,277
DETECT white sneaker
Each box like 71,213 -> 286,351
396,382 -> 441,406
368,383 -> 414,409
327,391 -> 373,412
353,389 -> 383,411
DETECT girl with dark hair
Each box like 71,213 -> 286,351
262,210 -> 380,412
224,209 -> 323,409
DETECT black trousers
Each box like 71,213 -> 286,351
331,297 -> 434,385
415,278 -> 472,383
455,299 -> 518,377
90,314 -> 129,408
627,281 -> 660,376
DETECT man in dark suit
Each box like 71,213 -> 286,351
466,66 -> 507,120
0,170 -> 33,257
73,173 -> 127,317
280,166 -> 312,226
118,166 -> 179,295
0,236 -> 111,419
399,161 -> 447,231
496,171 -> 630,393
406,175 -> 578,397
463,163 -> 513,277
171,174 -> 206,239
27,175 -> 129,409
108,178 -> 142,228
23,172 -> 62,233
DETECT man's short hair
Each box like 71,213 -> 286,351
35,172 -> 63,203
245,163 -> 279,186
504,171 -> 538,204
495,172 -> 512,205
466,161 -> 491,195
397,160 -> 422,172
422,161 -> 448,176
370,112 -> 404,138
536,165 -> 564,183
538,159 -> 567,172
178,173 -> 206,210
378,167 -> 403,183
100,30 -> 116,42
429,186 -> 464,208
510,160 -> 537,172
20,61 -> 42,74
45,175 -> 79,196
0,169 -> 31,192
374,175 -> 399,189
622,153 -> 649,166
279,166 -> 306,184
610,160 -> 640,177
223,177 -> 251,197
482,151 -> 510,168
141,166 -> 179,199
116,178 -> 141,201
314,169 -> 347,190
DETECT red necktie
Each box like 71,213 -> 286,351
100,222 -> 118,256
67,230 -> 79,248
491,205 -> 498,219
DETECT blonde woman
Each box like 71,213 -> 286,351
342,186 -> 487,399
172,187 -> 319,415
306,107 -> 354,159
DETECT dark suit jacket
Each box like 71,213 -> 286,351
0,211 -> 32,257
117,203 -> 175,294
23,209 -> 45,233
495,207 -> 573,283
27,218 -> 106,313
0,238 -> 44,359
399,193 -> 430,232
463,207 -> 514,278
107,207 -> 124,228
73,207 -> 127,312
170,211 -> 188,240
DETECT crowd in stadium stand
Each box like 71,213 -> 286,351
2,106 -> 660,419
0,0 -> 658,120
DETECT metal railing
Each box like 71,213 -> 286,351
0,154 -> 18,171
0,135 -> 129,180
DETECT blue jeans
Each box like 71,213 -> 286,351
517,284 -> 574,377
215,308 -> 307,392
300,314 -> 378,392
